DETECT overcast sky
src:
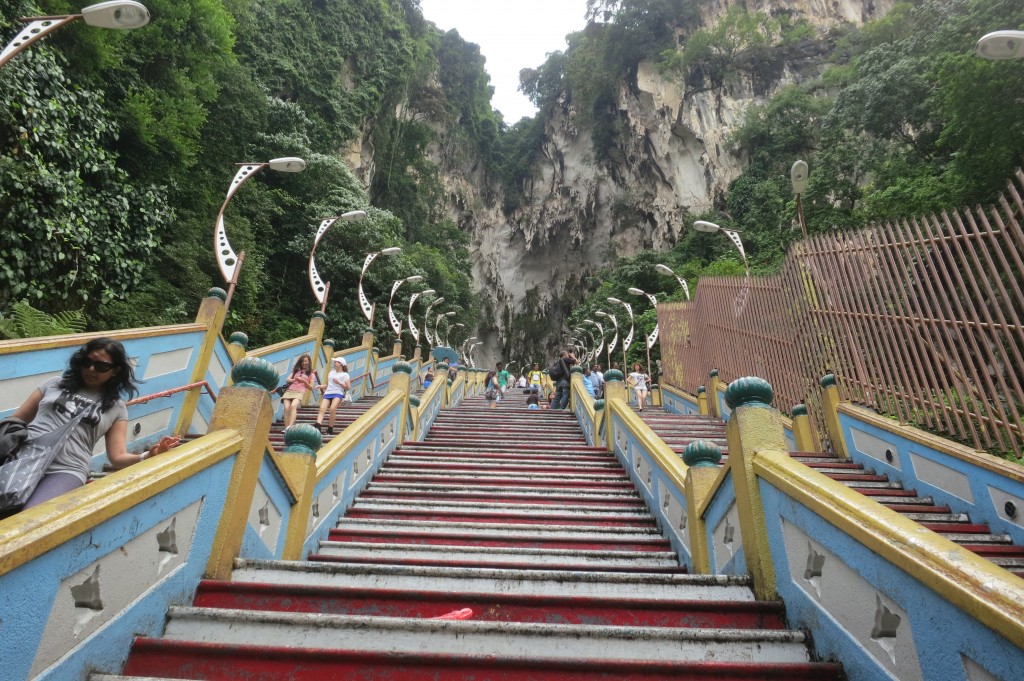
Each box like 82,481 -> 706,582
418,0 -> 590,122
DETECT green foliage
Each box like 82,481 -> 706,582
0,300 -> 86,339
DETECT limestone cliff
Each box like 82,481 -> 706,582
362,0 -> 897,365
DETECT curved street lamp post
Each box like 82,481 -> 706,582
358,247 -> 402,326
434,312 -> 456,347
582,319 -> 607,367
1,1 -> 150,68
387,275 -> 425,339
215,157 -> 306,312
422,297 -> 445,346
606,297 -> 634,369
406,288 -> 435,350
628,287 -> 659,379
594,311 -> 620,370
308,210 -> 367,311
694,220 -> 750,317
654,264 -> 691,301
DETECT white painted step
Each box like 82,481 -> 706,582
365,481 -> 640,499
387,455 -> 621,469
315,541 -> 680,568
161,607 -> 811,663
232,560 -> 756,601
378,468 -> 627,482
335,518 -> 661,539
352,499 -> 649,516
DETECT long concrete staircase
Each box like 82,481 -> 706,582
103,391 -> 845,679
634,409 -> 1024,579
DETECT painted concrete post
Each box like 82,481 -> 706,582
708,369 -> 723,418
226,331 -> 248,364
602,370 -> 626,453
321,339 -> 336,368
392,339 -> 403,357
820,373 -> 849,459
408,395 -> 421,441
684,440 -> 724,574
390,361 -> 413,444
280,424 -> 323,560
724,376 -> 785,601
570,366 -> 584,412
175,288 -> 229,437
306,312 -> 328,404
205,357 -> 278,580
791,403 -> 816,452
412,347 -> 422,361
593,399 -> 606,448
697,385 -> 709,416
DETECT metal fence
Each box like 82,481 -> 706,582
660,171 -> 1024,457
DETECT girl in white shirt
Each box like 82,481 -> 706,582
627,363 -> 650,412
315,358 -> 351,435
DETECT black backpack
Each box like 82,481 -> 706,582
548,359 -> 567,381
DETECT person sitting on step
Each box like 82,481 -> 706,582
314,358 -> 350,435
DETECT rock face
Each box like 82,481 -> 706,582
397,0 -> 894,364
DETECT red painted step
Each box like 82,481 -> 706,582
193,581 -> 788,628
346,507 -> 655,528
123,640 -> 845,680
358,489 -> 645,507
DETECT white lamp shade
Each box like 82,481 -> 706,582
693,220 -> 721,233
976,30 -> 1024,60
340,210 -> 367,221
791,160 -> 809,194
267,157 -> 306,172
627,288 -> 644,295
82,1 -> 150,29
380,247 -> 402,256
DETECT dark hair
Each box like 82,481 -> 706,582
61,337 -> 138,410
291,354 -> 312,375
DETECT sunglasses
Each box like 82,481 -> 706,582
82,358 -> 117,373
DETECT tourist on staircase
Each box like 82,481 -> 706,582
550,350 -> 576,410
527,362 -> 543,393
1,338 -> 179,514
484,369 -> 500,408
423,368 -> 434,390
281,354 -> 317,428
591,362 -> 605,398
314,358 -> 350,435
495,361 -> 511,399
627,362 -> 650,412
582,366 -> 597,398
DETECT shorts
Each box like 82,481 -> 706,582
527,404 -> 539,410
323,392 -> 346,401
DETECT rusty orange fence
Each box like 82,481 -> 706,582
659,171 -> 1024,457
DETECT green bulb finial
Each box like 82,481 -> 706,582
231,357 -> 280,391
283,424 -> 322,457
724,376 -> 774,409
683,440 -> 723,468
228,331 -> 249,347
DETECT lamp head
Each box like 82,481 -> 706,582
655,263 -> 675,276
977,30 -> 1024,60
454,324 -> 465,329
607,297 -> 621,305
444,311 -> 456,317
693,220 -> 721,233
595,311 -> 609,318
405,275 -> 424,284
790,160 -> 809,194
340,210 -> 367,221
627,287 -> 645,296
583,318 -> 596,324
267,157 -> 306,172
82,1 -> 150,29
421,289 -> 436,296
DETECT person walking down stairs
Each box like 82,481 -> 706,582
314,358 -> 350,435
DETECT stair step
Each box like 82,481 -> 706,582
346,507 -> 655,527
193,580 -> 789,628
121,640 -> 844,680
231,560 -> 755,601
352,499 -> 649,515
314,541 -> 681,569
154,606 -> 814,664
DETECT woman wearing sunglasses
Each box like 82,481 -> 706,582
9,337 -> 179,509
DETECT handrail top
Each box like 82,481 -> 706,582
838,403 -> 1024,483
0,429 -> 243,577
0,323 -> 207,355
246,335 -> 317,359
314,390 -> 404,479
754,448 -> 1024,643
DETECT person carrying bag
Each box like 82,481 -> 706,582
0,409 -> 87,510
